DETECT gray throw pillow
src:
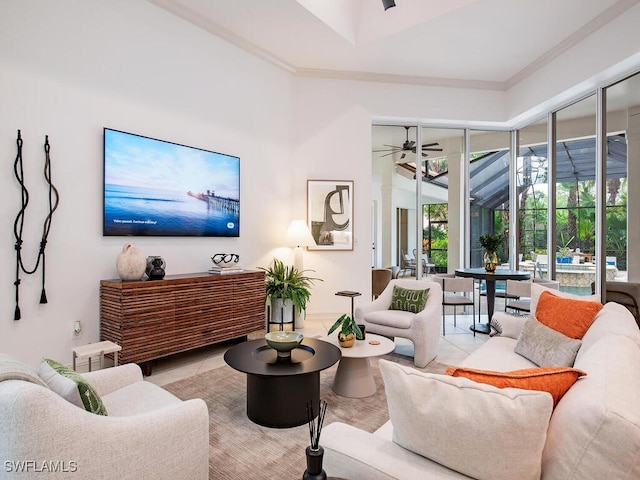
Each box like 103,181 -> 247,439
515,318 -> 582,367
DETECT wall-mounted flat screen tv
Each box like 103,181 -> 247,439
103,128 -> 240,237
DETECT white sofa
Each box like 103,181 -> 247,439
0,356 -> 209,479
323,284 -> 640,480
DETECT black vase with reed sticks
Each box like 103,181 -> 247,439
303,446 -> 326,480
303,400 -> 327,480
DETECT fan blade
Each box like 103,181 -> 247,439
411,147 -> 443,153
421,142 -> 440,148
377,151 -> 398,158
373,147 -> 402,153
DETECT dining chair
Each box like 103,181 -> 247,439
399,251 -> 417,277
504,278 -> 560,314
434,275 -> 475,336
412,249 -> 436,275
479,280 -> 516,312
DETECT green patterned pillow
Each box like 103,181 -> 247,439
38,359 -> 108,416
390,285 -> 430,313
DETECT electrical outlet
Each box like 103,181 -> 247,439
72,321 -> 82,340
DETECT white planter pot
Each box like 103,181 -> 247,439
271,298 -> 295,326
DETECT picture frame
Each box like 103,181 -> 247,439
307,180 -> 354,251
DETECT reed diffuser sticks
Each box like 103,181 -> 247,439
306,399 -> 327,450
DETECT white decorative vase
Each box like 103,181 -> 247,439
116,243 -> 146,281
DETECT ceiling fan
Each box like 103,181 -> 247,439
374,126 -> 443,161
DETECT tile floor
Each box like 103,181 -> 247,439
146,311 -> 488,387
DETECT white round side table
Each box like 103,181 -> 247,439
320,333 -> 395,398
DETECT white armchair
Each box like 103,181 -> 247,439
0,354 -> 209,479
355,279 -> 442,368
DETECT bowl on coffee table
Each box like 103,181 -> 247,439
265,331 -> 304,358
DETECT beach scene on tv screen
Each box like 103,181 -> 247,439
103,129 -> 240,236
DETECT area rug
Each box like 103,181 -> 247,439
163,353 -> 448,479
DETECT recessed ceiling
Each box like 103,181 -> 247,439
150,0 -> 635,90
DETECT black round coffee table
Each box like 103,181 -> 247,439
224,338 -> 341,428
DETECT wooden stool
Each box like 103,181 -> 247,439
72,341 -> 121,371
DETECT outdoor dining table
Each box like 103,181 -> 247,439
455,268 -> 530,334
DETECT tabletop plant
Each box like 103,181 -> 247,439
479,233 -> 503,254
327,314 -> 363,347
479,233 -> 503,272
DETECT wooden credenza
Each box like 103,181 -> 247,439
100,271 -> 265,372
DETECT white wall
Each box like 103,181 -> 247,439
507,3 -> 640,123
0,1 -> 294,366
3,0 -> 640,366
291,77 -> 506,314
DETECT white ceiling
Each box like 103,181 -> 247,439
150,0 -> 636,90
148,0 -> 640,200
148,0 -> 640,164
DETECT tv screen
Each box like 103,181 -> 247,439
103,128 -> 240,237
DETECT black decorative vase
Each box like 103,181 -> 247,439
145,256 -> 166,280
302,446 -> 327,480
357,324 -> 366,340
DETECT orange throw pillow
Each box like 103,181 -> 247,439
535,290 -> 603,339
445,366 -> 586,407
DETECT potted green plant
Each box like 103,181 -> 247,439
259,258 -> 321,325
479,233 -> 503,272
327,314 -> 363,348
557,234 -> 575,263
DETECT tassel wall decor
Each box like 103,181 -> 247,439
13,130 -> 60,320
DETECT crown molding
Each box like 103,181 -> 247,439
294,68 -> 505,91
506,0 -> 640,90
149,0 -> 640,93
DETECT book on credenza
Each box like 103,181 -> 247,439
208,266 -> 244,275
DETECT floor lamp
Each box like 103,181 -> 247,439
286,220 -> 317,329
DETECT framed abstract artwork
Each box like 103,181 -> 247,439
307,180 -> 353,251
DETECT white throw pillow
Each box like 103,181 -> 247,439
379,360 -> 553,480
38,359 -> 108,415
489,312 -> 529,339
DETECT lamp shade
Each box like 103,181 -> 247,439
287,220 -> 316,248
